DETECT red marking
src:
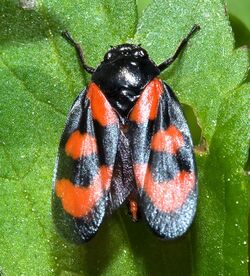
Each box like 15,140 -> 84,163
129,199 -> 138,221
129,78 -> 163,124
134,164 -> 195,212
87,82 -> 118,126
65,130 -> 97,160
55,166 -> 112,217
151,125 -> 184,154
133,164 -> 147,189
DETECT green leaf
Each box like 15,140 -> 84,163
136,0 -> 151,16
227,0 -> 250,31
193,84 -> 250,275
0,0 -> 249,275
229,14 -> 250,83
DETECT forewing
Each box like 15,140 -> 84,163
129,78 -> 197,239
52,83 -> 119,243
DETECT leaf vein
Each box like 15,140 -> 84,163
0,56 -> 66,117
39,0 -> 80,98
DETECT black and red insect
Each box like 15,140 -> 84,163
52,25 -> 200,243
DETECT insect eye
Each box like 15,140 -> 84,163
104,51 -> 118,60
104,52 -> 114,60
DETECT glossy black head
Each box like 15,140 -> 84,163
92,44 -> 160,119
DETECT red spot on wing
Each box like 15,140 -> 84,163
55,166 -> 112,217
134,164 -> 195,212
87,82 -> 118,126
151,125 -> 184,154
133,164 -> 147,189
129,78 -> 164,124
65,130 -> 97,160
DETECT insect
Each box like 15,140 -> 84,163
52,25 -> 200,243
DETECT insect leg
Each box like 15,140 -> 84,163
158,24 -> 200,72
62,31 -> 95,74
128,198 -> 139,222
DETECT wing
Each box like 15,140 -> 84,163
128,78 -> 197,239
52,83 -> 120,243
